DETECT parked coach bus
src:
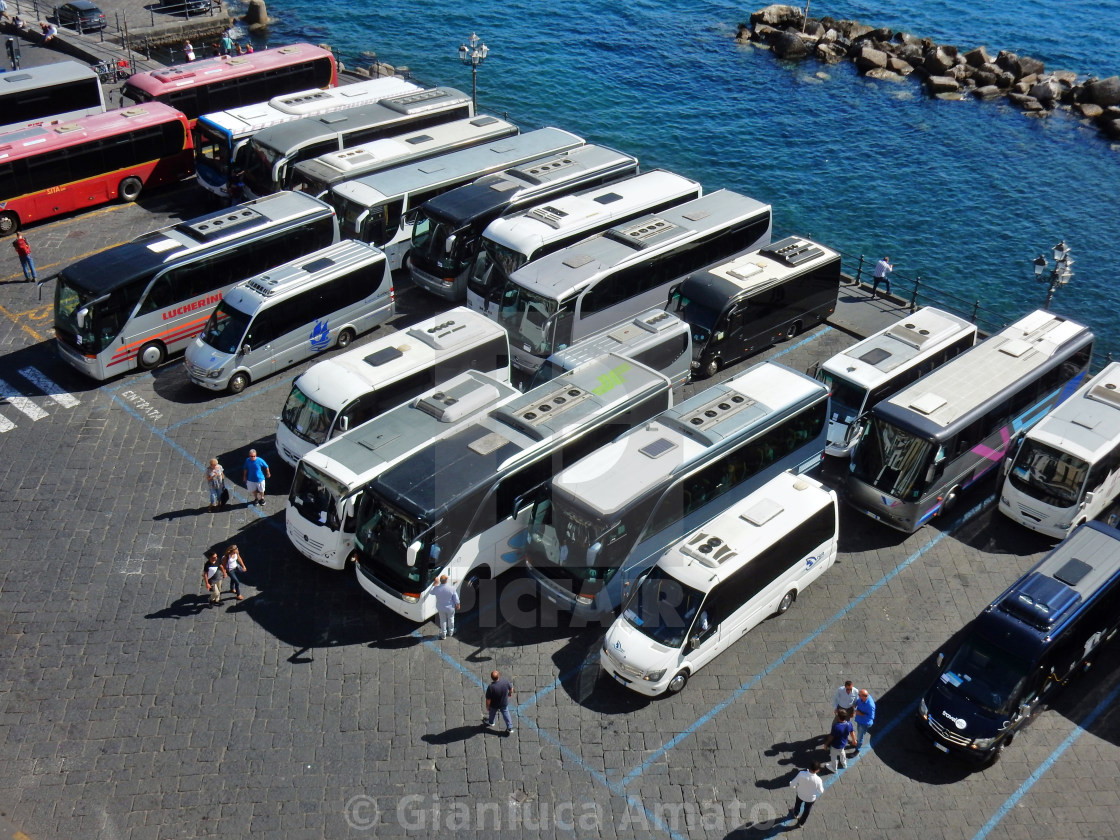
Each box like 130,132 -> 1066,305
491,189 -> 772,376
193,75 -> 421,199
287,369 -> 521,569
0,103 -> 192,234
289,115 -> 519,199
241,87 -> 474,199
845,309 -> 1093,533
815,306 -> 976,458
122,43 -> 338,124
526,361 -> 829,618
55,191 -> 338,380
918,521 -> 1120,764
999,361 -> 1120,539
669,236 -> 841,379
351,353 -> 674,624
0,61 -> 106,134
406,144 -> 639,301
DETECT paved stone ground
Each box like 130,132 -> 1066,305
1,184 -> 1119,840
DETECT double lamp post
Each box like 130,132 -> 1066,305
458,32 -> 489,112
1033,240 -> 1074,310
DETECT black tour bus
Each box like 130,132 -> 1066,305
668,236 -> 841,379
917,520 -> 1120,764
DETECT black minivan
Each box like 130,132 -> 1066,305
917,521 -> 1120,764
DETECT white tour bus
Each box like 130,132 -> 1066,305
289,115 -> 520,198
406,144 -> 640,301
466,169 -> 703,315
326,126 -> 585,271
193,75 -> 421,199
242,87 -> 476,198
350,352 -> 676,623
601,471 -> 839,696
184,240 -> 393,393
815,306 -> 977,457
275,307 -> 511,467
526,308 -> 692,398
0,61 -> 106,134
524,361 -> 829,618
55,191 -> 338,380
287,370 -> 521,569
490,189 -> 772,376
999,361 -> 1120,538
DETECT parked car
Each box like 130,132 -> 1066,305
56,1 -> 107,32
157,0 -> 212,14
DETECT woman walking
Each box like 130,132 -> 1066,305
204,458 -> 225,512
223,544 -> 247,600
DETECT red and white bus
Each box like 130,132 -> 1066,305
121,44 -> 338,125
0,103 -> 192,233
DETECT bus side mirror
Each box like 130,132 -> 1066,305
339,416 -> 350,432
406,540 -> 422,567
689,635 -> 702,651
586,542 -> 601,565
1083,491 -> 1094,507
344,498 -> 356,517
240,344 -> 251,356
75,307 -> 90,330
444,233 -> 457,254
936,652 -> 944,668
1018,702 -> 1031,718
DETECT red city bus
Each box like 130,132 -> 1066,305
0,103 -> 193,233
122,44 -> 338,125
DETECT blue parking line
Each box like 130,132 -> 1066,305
768,325 -> 830,360
619,497 -> 993,789
971,679 -> 1120,840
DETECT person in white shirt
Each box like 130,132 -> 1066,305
788,761 -> 824,827
432,574 -> 460,639
833,679 -> 859,721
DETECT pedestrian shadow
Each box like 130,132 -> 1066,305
759,738 -> 824,786
153,505 -> 210,521
723,817 -> 801,838
145,593 -> 212,619
420,725 -> 487,746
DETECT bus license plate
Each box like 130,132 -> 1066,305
613,672 -> 629,686
934,742 -> 949,754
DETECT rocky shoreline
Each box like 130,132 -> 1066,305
739,4 -> 1120,144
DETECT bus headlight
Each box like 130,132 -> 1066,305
918,697 -> 928,719
644,669 -> 666,682
971,735 -> 998,750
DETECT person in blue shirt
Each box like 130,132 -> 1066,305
852,688 -> 876,752
242,449 -> 271,506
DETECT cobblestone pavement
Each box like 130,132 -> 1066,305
1,185 -> 1118,839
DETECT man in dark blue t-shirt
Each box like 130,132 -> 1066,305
483,670 -> 515,735
826,709 -> 855,772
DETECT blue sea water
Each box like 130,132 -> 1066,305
247,0 -> 1120,355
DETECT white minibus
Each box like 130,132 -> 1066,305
275,307 -> 510,467
999,361 -> 1120,538
815,306 -> 976,457
600,471 -> 838,696
184,241 -> 392,393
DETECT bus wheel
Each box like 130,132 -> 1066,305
702,358 -> 720,379
776,589 -> 796,615
336,327 -> 356,349
119,177 -> 143,203
228,372 -> 250,395
665,670 -> 689,695
784,322 -> 801,341
137,341 -> 166,370
0,211 -> 17,235
464,566 -> 490,594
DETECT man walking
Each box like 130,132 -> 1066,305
788,761 -> 824,828
242,449 -> 271,506
852,688 -> 876,752
833,679 -> 859,721
483,670 -> 515,735
872,255 -> 893,295
12,233 -> 36,282
202,550 -> 225,605
432,574 -> 460,639
826,709 -> 855,773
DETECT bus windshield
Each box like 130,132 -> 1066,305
281,384 -> 336,446
243,141 -> 282,197
200,302 -> 251,354
1007,440 -> 1089,507
334,195 -> 371,241
939,637 -> 1029,716
355,498 -> 440,591
849,416 -> 936,500
530,500 -> 638,583
195,122 -> 229,173
681,299 -> 720,348
623,567 -> 706,649
497,282 -> 560,357
289,461 -> 346,531
55,277 -> 127,354
817,370 -> 867,422
410,213 -> 468,275
468,240 -> 526,303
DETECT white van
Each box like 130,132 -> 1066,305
185,241 -> 393,394
274,306 -> 510,467
525,309 -> 692,396
600,471 -> 838,696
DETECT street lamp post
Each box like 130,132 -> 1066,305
1033,240 -> 1074,310
458,32 -> 489,112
